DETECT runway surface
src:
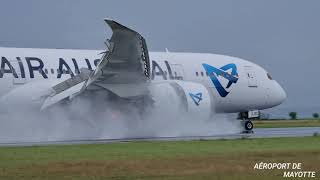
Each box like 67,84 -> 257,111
0,127 -> 319,147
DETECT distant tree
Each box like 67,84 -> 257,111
289,112 -> 297,120
313,113 -> 319,119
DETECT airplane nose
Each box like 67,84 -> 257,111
266,81 -> 286,108
272,81 -> 287,106
277,83 -> 287,104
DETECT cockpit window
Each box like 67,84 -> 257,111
267,73 -> 273,80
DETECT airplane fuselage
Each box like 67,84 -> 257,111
0,47 -> 286,113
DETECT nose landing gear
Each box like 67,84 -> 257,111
242,120 -> 254,133
238,111 -> 259,134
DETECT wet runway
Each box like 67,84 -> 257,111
0,127 -> 319,147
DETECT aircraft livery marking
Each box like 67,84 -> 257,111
202,63 -> 238,97
0,57 -> 183,80
0,56 -> 101,79
189,92 -> 202,106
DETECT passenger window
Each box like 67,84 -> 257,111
51,69 -> 54,74
196,72 -> 199,76
201,72 -> 204,76
45,69 -> 48,74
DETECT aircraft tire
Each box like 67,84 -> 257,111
244,120 -> 253,131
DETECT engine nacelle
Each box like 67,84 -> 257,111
149,81 -> 214,120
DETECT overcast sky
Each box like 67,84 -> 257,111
0,0 -> 319,118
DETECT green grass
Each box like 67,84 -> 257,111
0,136 -> 319,180
254,119 -> 320,128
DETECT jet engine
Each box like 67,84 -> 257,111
148,81 -> 214,121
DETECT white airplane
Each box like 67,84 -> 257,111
0,19 -> 286,132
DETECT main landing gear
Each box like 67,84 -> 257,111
238,111 -> 259,134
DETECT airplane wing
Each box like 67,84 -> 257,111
41,19 -> 151,109
85,19 -> 150,86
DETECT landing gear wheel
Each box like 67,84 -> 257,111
241,120 -> 254,134
244,120 -> 253,131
